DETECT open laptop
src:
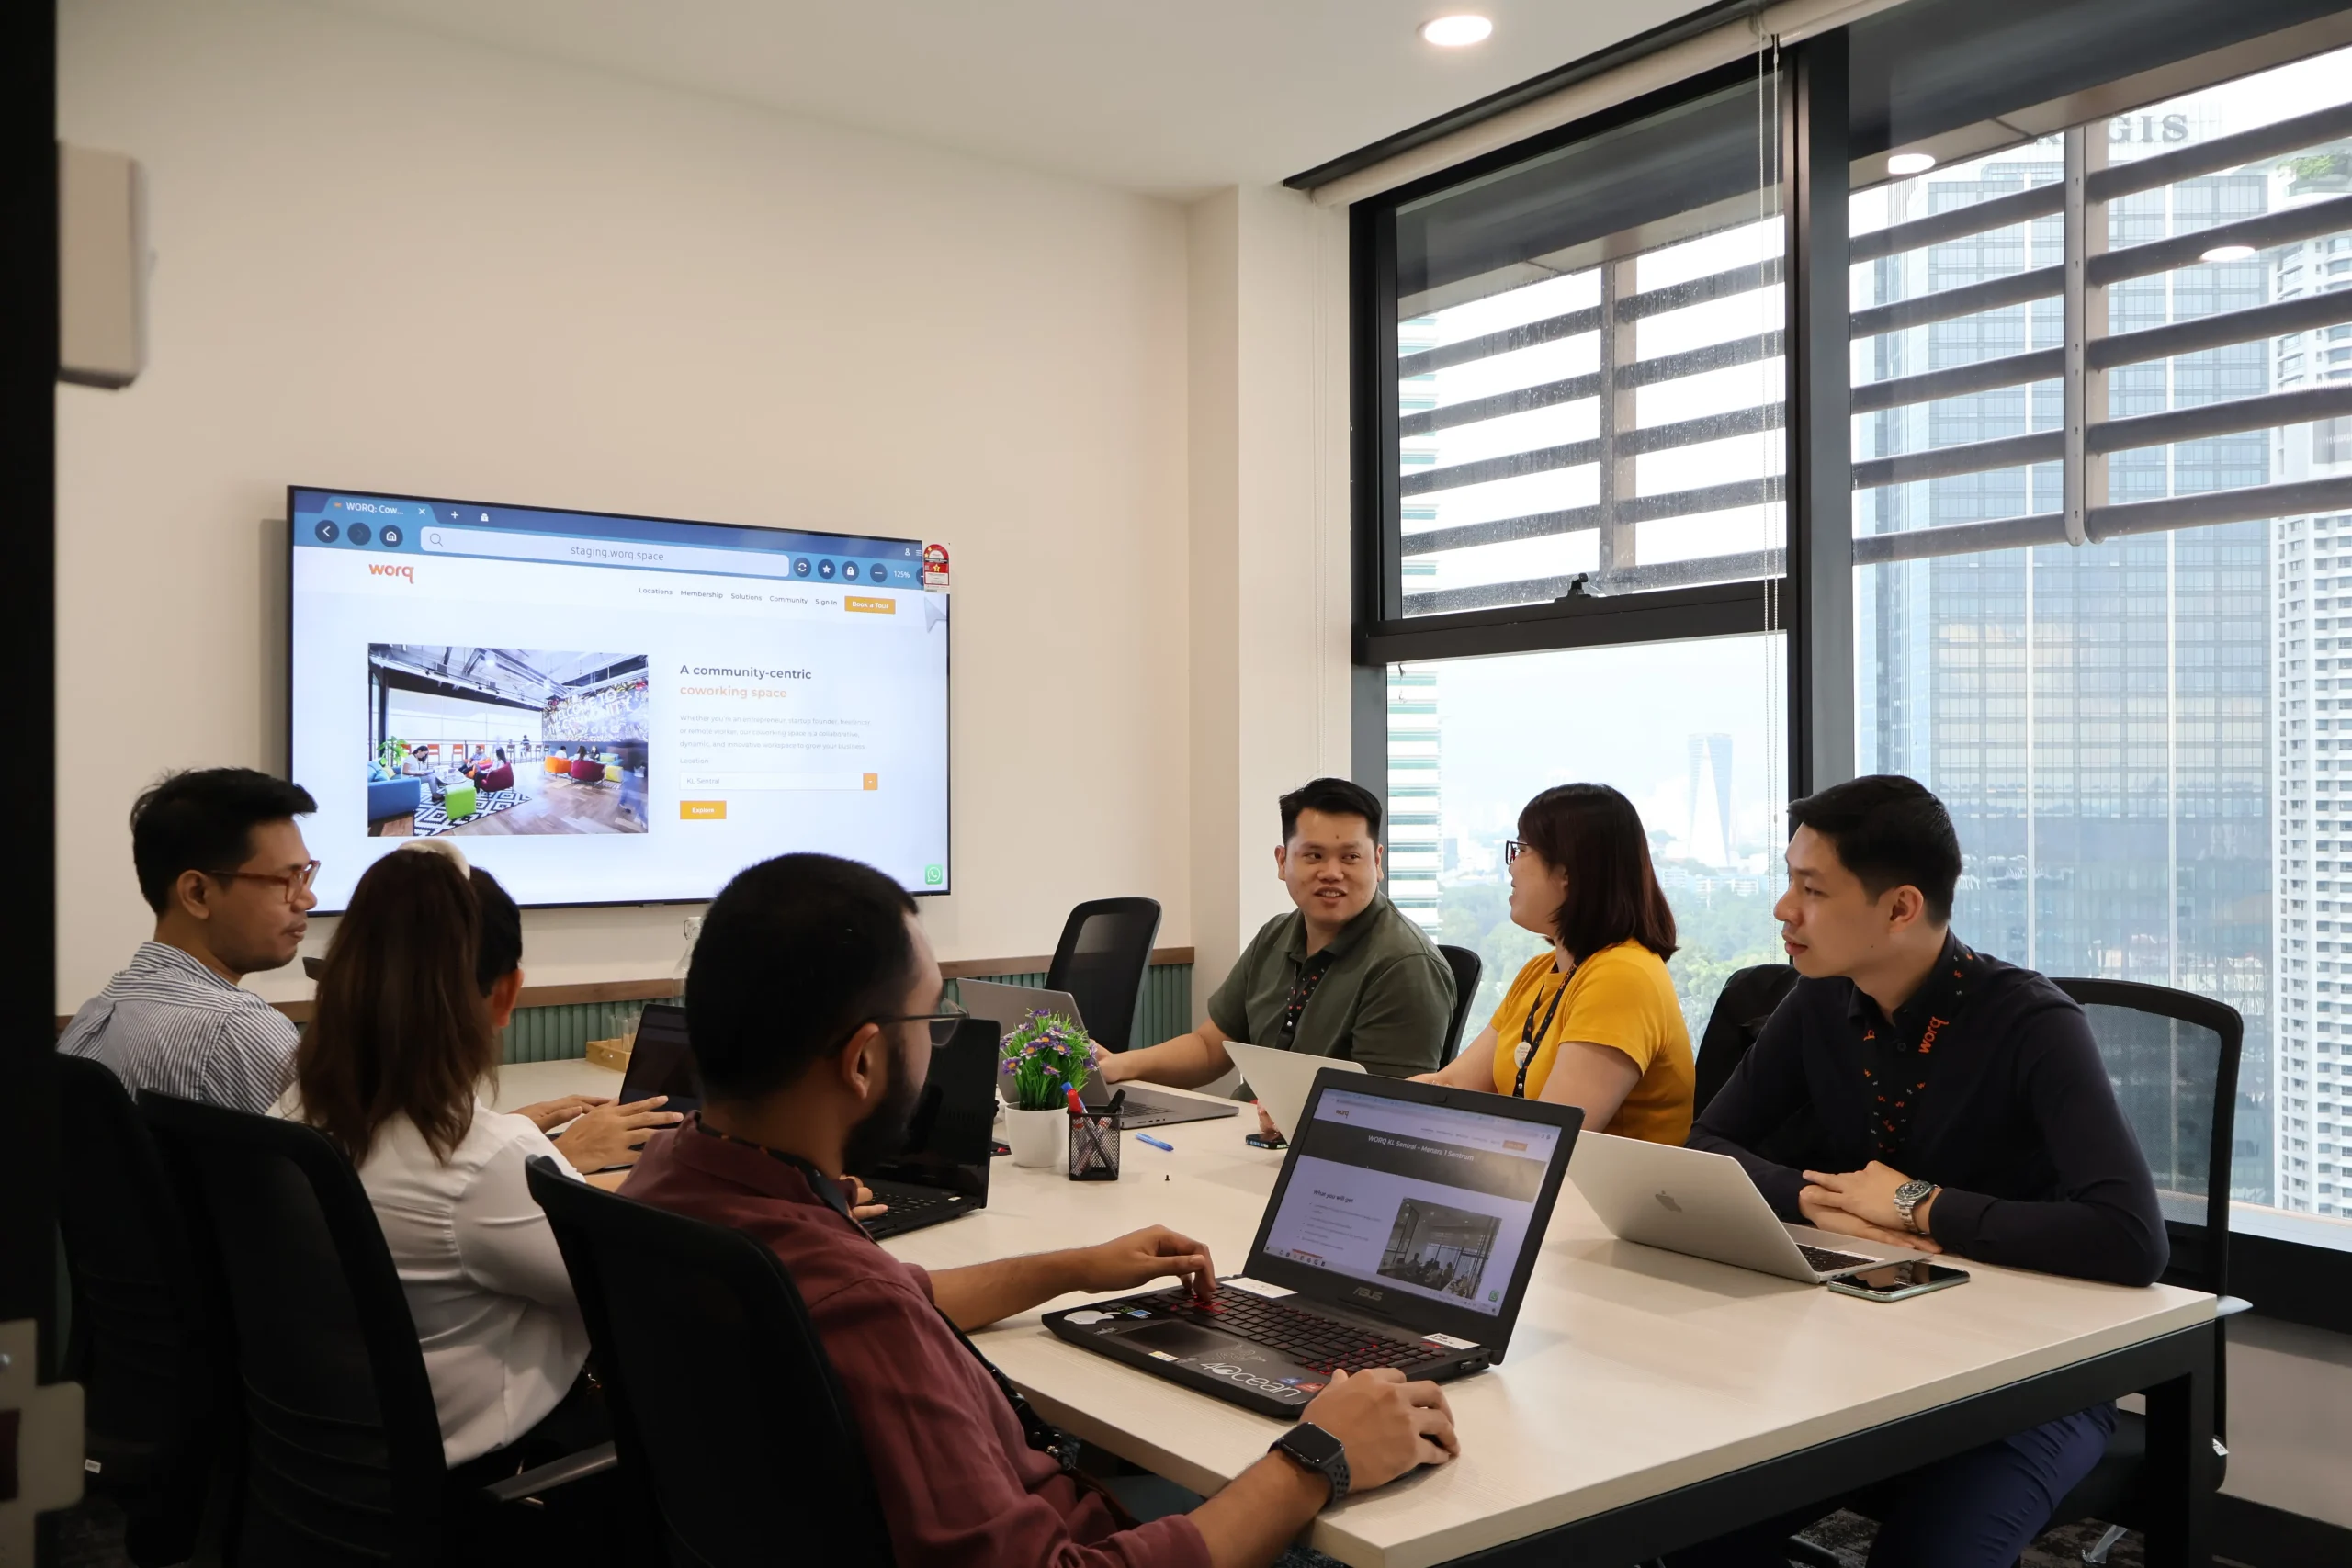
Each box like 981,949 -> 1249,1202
1045,1070 -> 1582,1417
621,1003 -> 990,1240
1225,1041 -> 1364,1143
1568,1132 -> 1912,1283
959,979 -> 1238,1132
861,1016 -> 998,1240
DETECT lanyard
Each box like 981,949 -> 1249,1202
1510,965 -> 1574,1099
1277,949 -> 1340,1048
1859,943 -> 1975,1163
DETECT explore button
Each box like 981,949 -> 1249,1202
679,800 -> 727,820
844,594 -> 895,615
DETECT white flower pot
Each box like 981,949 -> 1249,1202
1005,1106 -> 1067,1170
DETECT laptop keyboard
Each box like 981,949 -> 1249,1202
1797,1243 -> 1879,1274
1129,1285 -> 1448,1375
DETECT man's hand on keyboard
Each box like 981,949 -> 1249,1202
840,1175 -> 888,1222
1072,1225 -> 1217,1301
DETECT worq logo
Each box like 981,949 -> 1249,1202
367,563 -> 415,584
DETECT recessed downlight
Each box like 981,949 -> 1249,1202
2201,243 -> 2257,264
1421,14 -> 1494,47
1887,152 -> 1938,176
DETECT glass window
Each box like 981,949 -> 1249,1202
1387,70 -> 1785,618
1385,635 -> 1786,1042
1852,44 -> 2352,1252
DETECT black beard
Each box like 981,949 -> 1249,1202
842,1032 -> 923,1172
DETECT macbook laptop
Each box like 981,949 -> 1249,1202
861,1015 -> 998,1240
1568,1132 -> 1913,1283
959,979 -> 1238,1131
621,1004 -> 989,1240
1225,1041 -> 1365,1143
1045,1070 -> 1582,1417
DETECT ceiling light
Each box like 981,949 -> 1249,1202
1420,15 -> 1493,47
1886,152 -> 1938,176
2201,243 -> 2257,264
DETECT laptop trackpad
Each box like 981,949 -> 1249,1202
1119,1320 -> 1244,1359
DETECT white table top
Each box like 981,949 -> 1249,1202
494,1058 -> 2214,1568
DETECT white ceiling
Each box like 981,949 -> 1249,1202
308,0 -> 1712,197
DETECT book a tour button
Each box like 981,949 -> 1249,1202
844,594 -> 895,614
680,800 -> 727,820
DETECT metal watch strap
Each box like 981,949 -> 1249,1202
1894,1179 -> 1938,1233
1271,1422 -> 1351,1505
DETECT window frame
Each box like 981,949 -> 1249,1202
1345,14 -> 2352,1325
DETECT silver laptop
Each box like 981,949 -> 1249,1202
1568,1132 -> 1911,1283
1226,1042 -> 1365,1142
957,979 -> 1238,1132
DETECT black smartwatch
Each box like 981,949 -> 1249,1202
1269,1420 -> 1351,1505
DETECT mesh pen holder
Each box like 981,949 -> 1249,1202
1067,1111 -> 1124,1180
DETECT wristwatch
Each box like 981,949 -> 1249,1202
1269,1420 -> 1351,1506
1893,1179 -> 1939,1235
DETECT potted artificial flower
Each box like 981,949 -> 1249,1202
999,1010 -> 1093,1168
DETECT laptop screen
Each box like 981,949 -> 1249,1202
1256,1086 -> 1565,1318
620,1003 -> 704,1116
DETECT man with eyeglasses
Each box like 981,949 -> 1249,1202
62,768 -> 321,1112
623,852 -> 1460,1568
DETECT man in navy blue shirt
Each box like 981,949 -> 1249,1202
1679,776 -> 2166,1568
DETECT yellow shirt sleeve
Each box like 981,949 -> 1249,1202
1554,945 -> 1668,1073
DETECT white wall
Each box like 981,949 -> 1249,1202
56,0 -> 1195,1006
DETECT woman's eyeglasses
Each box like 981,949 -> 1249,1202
1503,840 -> 1526,864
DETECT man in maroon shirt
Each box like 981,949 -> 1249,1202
624,852 -> 1459,1568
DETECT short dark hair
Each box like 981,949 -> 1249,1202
1278,777 -> 1383,844
1516,784 -> 1678,962
470,867 -> 523,995
130,768 -> 319,914
1787,774 -> 1962,925
687,853 -> 922,1102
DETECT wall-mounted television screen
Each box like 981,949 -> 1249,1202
288,487 -> 949,912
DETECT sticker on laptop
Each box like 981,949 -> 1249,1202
1148,1350 -> 1180,1362
1223,1277 -> 1297,1299
1065,1311 -> 1112,1325
1420,1333 -> 1481,1351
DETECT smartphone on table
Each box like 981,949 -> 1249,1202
1826,1258 -> 1970,1302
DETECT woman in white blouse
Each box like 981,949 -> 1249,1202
294,840 -> 680,1471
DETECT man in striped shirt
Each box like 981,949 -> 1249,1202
62,769 -> 321,1112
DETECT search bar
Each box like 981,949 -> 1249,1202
419,526 -> 817,581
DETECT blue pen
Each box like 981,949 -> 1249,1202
1135,1134 -> 1175,1152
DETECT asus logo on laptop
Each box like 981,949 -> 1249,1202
1352,1286 -> 1385,1303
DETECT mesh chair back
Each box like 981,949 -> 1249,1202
1046,897 -> 1162,1052
140,1093 -> 447,1567
525,1158 -> 895,1567
1693,964 -> 1800,1115
56,1057 -> 218,1564
1436,945 -> 1484,1066
2051,978 -> 2242,1302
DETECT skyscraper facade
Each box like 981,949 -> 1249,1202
1854,118 -> 2278,1202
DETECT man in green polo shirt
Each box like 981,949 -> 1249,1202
1094,778 -> 1455,1105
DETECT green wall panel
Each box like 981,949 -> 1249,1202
497,964 -> 1193,1065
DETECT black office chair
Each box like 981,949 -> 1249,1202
55,1057 -> 227,1566
2037,977 -> 2244,1564
140,1093 -> 614,1567
1691,963 -> 1799,1115
524,1156 -> 897,1566
1046,897 -> 1162,1052
1436,944 -> 1484,1066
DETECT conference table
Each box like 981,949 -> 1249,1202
494,1060 -> 2219,1567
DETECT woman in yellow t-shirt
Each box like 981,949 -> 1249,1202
1416,784 -> 1695,1144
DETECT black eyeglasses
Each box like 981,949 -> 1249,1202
869,1000 -> 971,1047
1503,840 -> 1526,864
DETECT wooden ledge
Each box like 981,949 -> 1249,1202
57,946 -> 1196,1030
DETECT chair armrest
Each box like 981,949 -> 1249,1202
2216,1295 -> 2254,1318
479,1441 -> 618,1504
